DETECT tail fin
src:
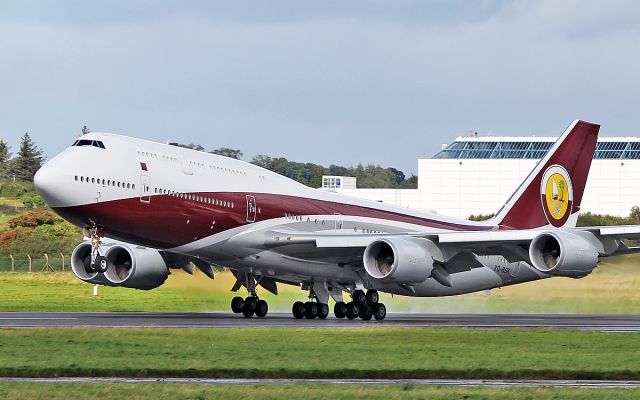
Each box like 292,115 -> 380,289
492,120 -> 600,229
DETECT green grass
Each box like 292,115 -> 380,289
2,252 -> 640,313
0,383 -> 638,400
1,327 -> 639,379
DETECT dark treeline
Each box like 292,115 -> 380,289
170,143 -> 417,189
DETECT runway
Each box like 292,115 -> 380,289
1,312 -> 640,331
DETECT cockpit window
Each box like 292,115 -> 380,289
72,139 -> 106,149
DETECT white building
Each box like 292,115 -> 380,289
325,136 -> 640,218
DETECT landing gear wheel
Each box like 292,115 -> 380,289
345,302 -> 360,320
359,305 -> 373,321
231,296 -> 244,314
366,289 -> 379,305
334,301 -> 347,319
255,299 -> 268,318
93,255 -> 108,273
352,290 -> 366,306
317,303 -> 329,320
373,303 -> 387,321
242,296 -> 257,318
292,301 -> 305,319
304,301 -> 318,319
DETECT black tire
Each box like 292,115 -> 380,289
242,296 -> 257,318
255,299 -> 268,318
346,302 -> 360,320
93,255 -> 108,273
373,303 -> 387,321
352,290 -> 366,306
292,301 -> 305,319
83,256 -> 96,273
317,303 -> 329,320
359,305 -> 373,321
304,301 -> 318,319
231,296 -> 244,314
366,290 -> 379,305
334,301 -> 347,318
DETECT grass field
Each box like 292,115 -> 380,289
1,253 -> 640,313
0,327 -> 639,379
0,383 -> 638,400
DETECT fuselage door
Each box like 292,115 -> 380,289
246,195 -> 257,223
181,158 -> 193,175
140,175 -> 151,203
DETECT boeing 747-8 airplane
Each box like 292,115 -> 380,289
34,120 -> 640,320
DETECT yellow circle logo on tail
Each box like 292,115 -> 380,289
544,173 -> 569,220
540,165 -> 574,227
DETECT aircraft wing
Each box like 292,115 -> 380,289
263,225 -> 640,265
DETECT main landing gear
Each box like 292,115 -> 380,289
292,300 -> 330,320
290,287 -> 387,321
333,290 -> 386,321
231,295 -> 268,318
230,273 -> 269,318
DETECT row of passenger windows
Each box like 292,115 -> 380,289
75,175 -> 135,189
154,188 -> 235,208
137,150 -> 179,163
137,149 -> 249,177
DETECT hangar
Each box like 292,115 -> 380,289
328,135 -> 640,219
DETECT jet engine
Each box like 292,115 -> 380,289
363,237 -> 435,284
70,241 -> 109,285
528,231 -> 599,278
103,243 -> 170,290
71,241 -> 170,290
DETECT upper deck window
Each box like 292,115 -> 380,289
72,139 -> 106,149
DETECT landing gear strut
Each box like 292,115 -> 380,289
230,272 -> 269,318
85,224 -> 107,273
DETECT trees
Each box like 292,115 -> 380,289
80,125 -> 90,136
0,140 -> 11,177
10,133 -> 44,182
210,147 -> 243,159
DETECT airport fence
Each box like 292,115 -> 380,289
0,253 -> 71,273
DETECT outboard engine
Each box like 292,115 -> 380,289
529,231 -> 599,278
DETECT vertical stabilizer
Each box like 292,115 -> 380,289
492,120 -> 600,229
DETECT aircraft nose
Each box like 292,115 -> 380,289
34,162 -> 67,208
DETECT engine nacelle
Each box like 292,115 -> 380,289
103,243 -> 170,290
528,231 -> 599,278
363,237 -> 435,284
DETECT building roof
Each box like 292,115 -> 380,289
433,136 -> 640,160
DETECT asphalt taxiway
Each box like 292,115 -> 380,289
1,312 -> 639,331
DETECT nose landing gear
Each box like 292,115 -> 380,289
84,224 -> 107,273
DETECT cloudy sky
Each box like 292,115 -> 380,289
1,0 -> 639,174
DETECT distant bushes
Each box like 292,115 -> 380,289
0,180 -> 35,198
0,210 -> 80,258
467,213 -> 495,222
8,210 -> 60,229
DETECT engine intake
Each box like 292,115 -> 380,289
104,244 -> 169,290
529,231 -> 599,278
71,242 -> 109,284
363,238 -> 435,284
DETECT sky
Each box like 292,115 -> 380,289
0,0 -> 639,175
